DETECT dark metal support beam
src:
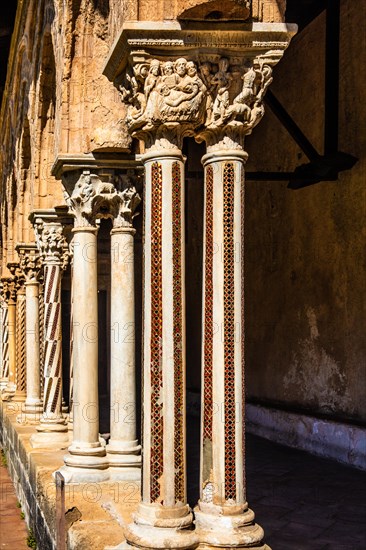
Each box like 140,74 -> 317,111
264,90 -> 320,162
324,0 -> 340,155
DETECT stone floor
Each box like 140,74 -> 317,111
186,417 -> 366,550
1,412 -> 366,549
0,453 -> 29,549
246,434 -> 366,550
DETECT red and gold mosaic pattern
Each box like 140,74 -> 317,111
203,165 -> 214,444
172,162 -> 185,503
241,168 -> 246,499
223,162 -> 237,501
150,162 -> 164,502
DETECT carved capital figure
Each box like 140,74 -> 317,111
7,262 -> 25,292
1,277 -> 17,303
113,172 -> 141,228
17,245 -> 42,282
120,57 -> 207,149
196,55 -> 274,150
120,53 -> 280,151
34,222 -> 69,269
66,170 -> 122,227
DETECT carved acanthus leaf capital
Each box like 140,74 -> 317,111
66,171 -> 121,228
34,222 -> 69,269
17,246 -> 42,282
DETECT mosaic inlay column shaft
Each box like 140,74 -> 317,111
195,150 -> 269,549
122,148 -> 196,549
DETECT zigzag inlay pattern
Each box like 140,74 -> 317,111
43,265 -> 62,415
2,306 -> 9,379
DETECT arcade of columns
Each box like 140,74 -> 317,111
0,20 -> 295,550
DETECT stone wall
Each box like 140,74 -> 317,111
244,0 -> 366,423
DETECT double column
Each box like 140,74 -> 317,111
59,169 -> 141,482
16,245 -> 43,423
31,220 -> 69,448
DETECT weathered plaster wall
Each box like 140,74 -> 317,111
109,0 -> 284,26
0,0 -> 65,274
53,0 -> 131,156
244,0 -> 366,423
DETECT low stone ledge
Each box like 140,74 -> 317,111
0,400 -> 140,550
246,403 -> 366,470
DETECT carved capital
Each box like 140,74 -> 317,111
1,277 -> 17,302
113,172 -> 141,228
105,23 -> 296,151
7,262 -> 25,291
16,245 -> 42,283
65,170 -> 122,228
119,58 -> 207,150
34,222 -> 69,269
196,55 -> 275,151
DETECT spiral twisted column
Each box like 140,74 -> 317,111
1,276 -> 18,399
0,281 -> 10,391
14,283 -> 26,401
30,221 -> 70,448
16,245 -> 43,424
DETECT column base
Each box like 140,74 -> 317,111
12,391 -> 26,402
196,545 -> 271,550
59,445 -> 110,482
111,503 -> 198,549
16,401 -> 43,424
30,430 -> 70,449
194,501 -> 270,549
55,463 -> 110,483
107,439 -> 141,481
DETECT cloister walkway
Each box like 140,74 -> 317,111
1,431 -> 365,549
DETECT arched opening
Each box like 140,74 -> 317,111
178,0 -> 250,21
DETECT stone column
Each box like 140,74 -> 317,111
14,282 -> 27,401
68,255 -> 74,427
111,56 -> 207,549
193,58 -> 279,549
1,277 -> 17,399
16,245 -> 43,423
31,222 -> 70,448
0,287 -> 3,390
107,177 -> 141,479
103,26 -> 296,549
0,279 -> 12,391
58,170 -> 122,482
